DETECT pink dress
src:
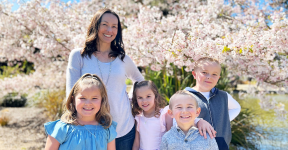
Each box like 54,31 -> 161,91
135,106 -> 169,150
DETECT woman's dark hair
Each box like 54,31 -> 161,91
81,8 -> 125,61
131,80 -> 167,117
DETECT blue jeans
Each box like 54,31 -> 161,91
116,124 -> 135,150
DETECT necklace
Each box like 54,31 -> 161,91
96,56 -> 112,85
83,125 -> 97,138
76,120 -> 97,138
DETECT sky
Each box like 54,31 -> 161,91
8,0 -> 80,11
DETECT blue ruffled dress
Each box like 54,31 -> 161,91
44,120 -> 117,150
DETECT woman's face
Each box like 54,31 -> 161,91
98,13 -> 118,45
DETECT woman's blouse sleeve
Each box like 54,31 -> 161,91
159,106 -> 169,132
123,55 -> 144,83
44,120 -> 71,144
66,48 -> 82,98
107,121 -> 117,143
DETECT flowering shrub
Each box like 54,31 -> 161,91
0,0 -> 287,118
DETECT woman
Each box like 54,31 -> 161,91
66,8 -> 144,150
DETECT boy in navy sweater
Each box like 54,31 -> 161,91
186,57 -> 241,149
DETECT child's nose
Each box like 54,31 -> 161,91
182,108 -> 188,113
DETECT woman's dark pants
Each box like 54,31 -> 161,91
115,125 -> 135,150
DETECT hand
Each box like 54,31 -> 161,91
197,119 -> 216,139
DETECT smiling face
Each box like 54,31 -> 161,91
136,86 -> 156,115
74,84 -> 102,122
98,13 -> 118,45
192,61 -> 221,92
168,94 -> 201,128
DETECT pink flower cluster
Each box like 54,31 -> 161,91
0,0 -> 286,118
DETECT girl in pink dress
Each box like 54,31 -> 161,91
131,80 -> 173,150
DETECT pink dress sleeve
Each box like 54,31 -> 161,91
135,115 -> 140,132
159,105 -> 169,132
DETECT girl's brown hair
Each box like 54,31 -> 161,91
131,80 -> 167,117
81,8 -> 125,61
61,73 -> 112,128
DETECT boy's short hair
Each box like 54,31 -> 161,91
169,90 -> 199,109
194,57 -> 220,71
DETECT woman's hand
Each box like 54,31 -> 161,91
197,119 -> 217,139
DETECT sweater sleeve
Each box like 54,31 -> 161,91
226,92 -> 241,121
123,55 -> 144,83
123,55 -> 144,98
66,48 -> 82,98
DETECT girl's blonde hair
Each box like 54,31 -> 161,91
61,73 -> 112,128
131,80 -> 167,117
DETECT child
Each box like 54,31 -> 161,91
131,80 -> 173,150
186,57 -> 241,149
160,90 -> 218,150
44,73 -> 117,150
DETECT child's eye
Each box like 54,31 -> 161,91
177,107 -> 182,109
202,72 -> 207,74
113,26 -> 117,28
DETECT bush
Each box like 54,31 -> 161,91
1,92 -> 27,107
0,108 -> 10,126
34,89 -> 65,121
229,108 -> 264,149
0,116 -> 9,126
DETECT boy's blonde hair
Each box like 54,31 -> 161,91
61,73 -> 112,129
169,90 -> 199,109
194,57 -> 220,71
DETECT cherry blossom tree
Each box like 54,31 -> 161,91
0,0 -> 287,118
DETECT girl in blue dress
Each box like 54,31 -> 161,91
44,73 -> 117,150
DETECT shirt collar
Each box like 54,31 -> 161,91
175,125 -> 198,136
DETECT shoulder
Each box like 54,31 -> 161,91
216,89 -> 228,95
163,126 -> 175,138
68,48 -> 83,60
70,48 -> 82,55
105,121 -> 117,143
122,54 -> 134,63
44,120 -> 74,144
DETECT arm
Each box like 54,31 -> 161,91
132,130 -> 140,150
227,92 -> 241,121
196,119 -> 216,139
124,55 -> 144,98
66,49 -> 82,98
107,139 -> 116,150
45,135 -> 60,150
160,135 -> 168,150
165,112 -> 173,131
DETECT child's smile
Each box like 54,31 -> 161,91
74,84 -> 102,122
136,86 -> 156,117
192,62 -> 221,92
169,95 -> 201,129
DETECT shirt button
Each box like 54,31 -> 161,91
184,139 -> 188,142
